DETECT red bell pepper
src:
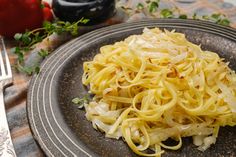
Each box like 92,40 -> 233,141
0,0 -> 44,38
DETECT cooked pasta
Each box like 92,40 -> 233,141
82,28 -> 236,156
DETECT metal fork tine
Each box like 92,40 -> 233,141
1,38 -> 12,77
0,41 -> 6,76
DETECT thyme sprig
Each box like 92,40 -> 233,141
132,1 -> 231,26
12,18 -> 89,75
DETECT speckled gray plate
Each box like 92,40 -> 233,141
27,19 -> 236,157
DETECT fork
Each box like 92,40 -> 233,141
0,37 -> 16,157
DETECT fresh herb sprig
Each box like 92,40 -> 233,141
160,9 -> 173,18
133,1 -> 231,27
12,18 -> 89,75
202,13 -> 230,26
148,0 -> 160,13
137,3 -> 144,10
72,95 -> 89,109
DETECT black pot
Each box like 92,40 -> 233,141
52,0 -> 116,25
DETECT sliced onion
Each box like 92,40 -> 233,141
193,135 -> 205,146
141,51 -> 170,59
197,136 -> 216,152
94,102 -> 109,114
218,82 -> 236,112
93,119 -> 111,133
171,52 -> 187,64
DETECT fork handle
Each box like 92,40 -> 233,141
0,88 -> 16,157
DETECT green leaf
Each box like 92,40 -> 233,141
23,47 -> 30,52
16,64 -> 40,75
21,33 -> 31,45
17,52 -> 24,63
179,14 -> 188,19
137,3 -> 144,10
54,27 -> 64,35
79,18 -> 90,24
72,96 -> 89,108
72,98 -> 81,104
160,9 -> 173,18
43,21 -> 51,28
11,47 -> 24,63
14,33 -> 22,41
149,1 -> 159,13
65,21 -> 71,27
17,65 -> 33,75
38,49 -> 49,58
33,32 -> 43,43
70,24 -> 78,36
11,47 -> 20,54
217,18 -> 230,26
43,21 -> 55,33
202,15 -> 209,20
34,66 -> 40,74
211,13 -> 221,20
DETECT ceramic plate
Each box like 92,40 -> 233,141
27,19 -> 236,157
